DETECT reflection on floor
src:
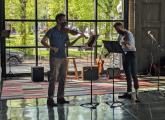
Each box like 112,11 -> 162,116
1,75 -> 165,120
1,91 -> 165,120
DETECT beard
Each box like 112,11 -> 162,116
118,30 -> 125,35
60,21 -> 67,28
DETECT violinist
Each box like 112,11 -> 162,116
114,22 -> 139,101
41,13 -> 85,107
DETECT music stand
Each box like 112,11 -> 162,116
0,30 -> 14,78
80,35 -> 100,109
103,40 -> 123,108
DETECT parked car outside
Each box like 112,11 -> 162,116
6,50 -> 24,66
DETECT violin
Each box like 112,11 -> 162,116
62,27 -> 88,39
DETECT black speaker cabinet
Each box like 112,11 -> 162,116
31,66 -> 44,82
107,68 -> 120,79
83,66 -> 98,80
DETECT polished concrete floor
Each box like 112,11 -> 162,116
1,91 -> 165,120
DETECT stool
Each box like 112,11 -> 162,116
66,57 -> 78,79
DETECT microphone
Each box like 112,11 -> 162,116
148,31 -> 156,41
147,30 -> 151,35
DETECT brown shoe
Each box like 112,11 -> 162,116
47,99 -> 57,107
57,98 -> 69,104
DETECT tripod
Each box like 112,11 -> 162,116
6,34 -> 15,78
80,35 -> 99,109
103,41 -> 123,108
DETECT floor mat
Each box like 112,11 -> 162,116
1,77 -> 157,100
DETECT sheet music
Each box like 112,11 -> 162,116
102,41 -> 123,53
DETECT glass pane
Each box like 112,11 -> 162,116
97,22 -> 120,43
98,0 -> 124,20
5,22 -> 35,46
38,48 -> 49,72
67,22 -> 95,72
68,0 -> 94,20
68,47 -> 93,72
37,0 -> 65,20
6,48 -> 36,74
5,0 -> 35,19
38,22 -> 55,46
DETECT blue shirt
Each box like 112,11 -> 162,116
118,30 -> 136,52
45,26 -> 69,59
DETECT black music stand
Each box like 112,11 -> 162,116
103,41 -> 123,108
1,30 -> 15,78
80,35 -> 100,109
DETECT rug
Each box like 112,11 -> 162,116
1,77 -> 157,100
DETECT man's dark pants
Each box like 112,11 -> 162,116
122,51 -> 139,92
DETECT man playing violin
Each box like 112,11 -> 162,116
113,22 -> 139,101
41,13 -> 85,107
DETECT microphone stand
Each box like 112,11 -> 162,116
149,35 -> 164,96
147,39 -> 154,76
155,41 -> 164,96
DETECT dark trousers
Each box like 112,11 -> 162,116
122,51 -> 139,92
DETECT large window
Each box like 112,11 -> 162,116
2,0 -> 126,76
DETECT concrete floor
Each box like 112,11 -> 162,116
1,91 -> 165,120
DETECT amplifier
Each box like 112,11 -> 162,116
31,66 -> 44,82
107,68 -> 120,79
83,66 -> 98,80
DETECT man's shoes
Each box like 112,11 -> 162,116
47,99 -> 57,107
118,93 -> 132,99
135,98 -> 140,103
57,98 -> 69,104
135,93 -> 140,102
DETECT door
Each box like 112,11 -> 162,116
135,0 -> 165,73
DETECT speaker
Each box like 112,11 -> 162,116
83,66 -> 98,80
107,68 -> 120,79
31,66 -> 44,82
